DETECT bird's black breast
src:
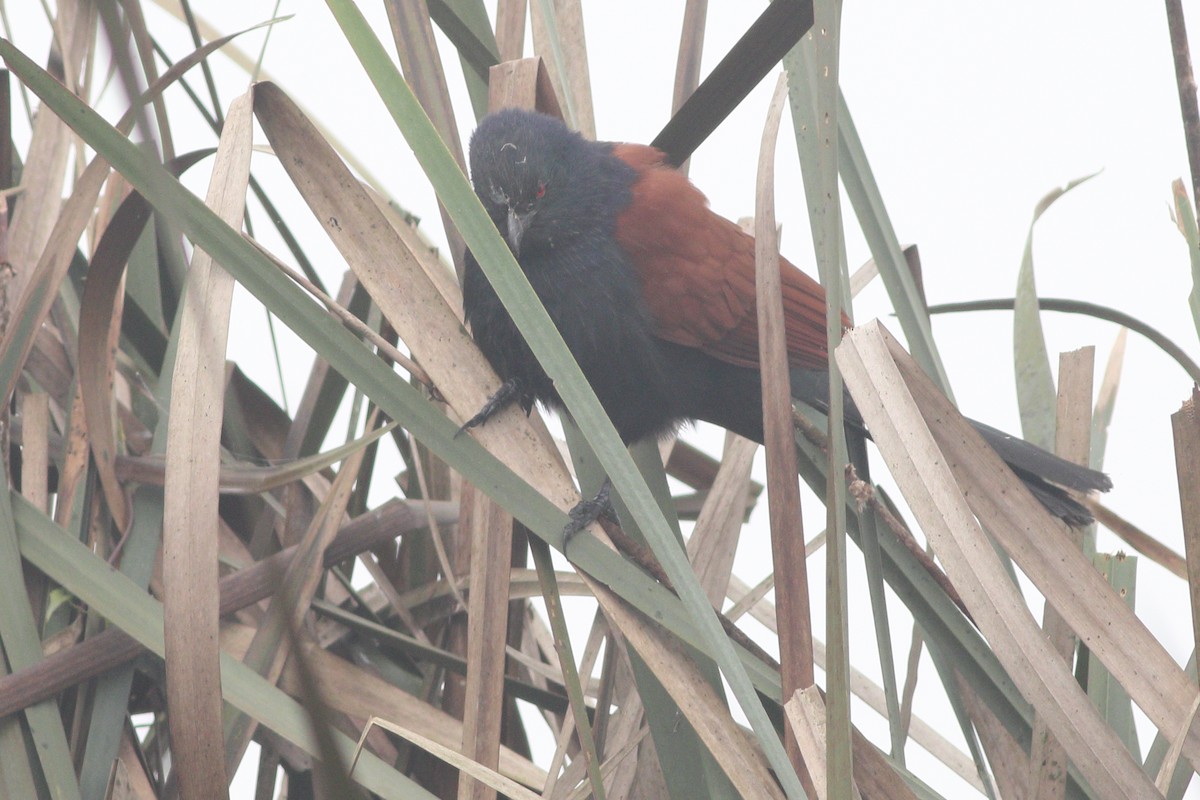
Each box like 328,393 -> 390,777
462,250 -> 555,409
463,228 -> 681,443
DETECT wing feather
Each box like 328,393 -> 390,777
612,143 -> 836,372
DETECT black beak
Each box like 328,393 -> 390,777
506,207 -> 533,257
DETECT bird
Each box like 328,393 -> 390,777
460,107 -> 1110,528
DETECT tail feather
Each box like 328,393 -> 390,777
1008,465 -> 1097,528
969,420 -> 1112,493
789,368 -> 1110,527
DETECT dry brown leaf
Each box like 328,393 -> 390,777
836,320 -> 1165,797
1173,387 -> 1200,660
352,716 -> 541,800
161,88 -> 254,799
784,686 -> 864,800
755,72 -> 813,789
0,155 -> 109,406
78,190 -> 151,533
460,491 -> 515,800
686,432 -> 757,605
957,673 -> 1025,800
529,0 -> 595,138
5,0 -> 95,311
495,0 -> 527,62
1156,689 -> 1200,792
19,393 -> 48,511
1027,347 -> 1094,800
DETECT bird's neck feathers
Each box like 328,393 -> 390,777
534,143 -> 635,250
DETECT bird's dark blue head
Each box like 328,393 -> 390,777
468,109 -> 600,258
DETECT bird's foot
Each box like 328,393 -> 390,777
457,379 -> 524,437
563,478 -> 615,545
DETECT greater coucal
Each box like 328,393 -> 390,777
461,108 -> 1110,526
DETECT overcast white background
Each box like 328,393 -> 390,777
9,2 -> 1200,797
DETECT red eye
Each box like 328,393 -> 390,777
535,182 -> 546,199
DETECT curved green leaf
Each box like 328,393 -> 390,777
1014,172 -> 1099,450
927,297 -> 1200,385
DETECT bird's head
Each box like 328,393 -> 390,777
468,109 -> 579,258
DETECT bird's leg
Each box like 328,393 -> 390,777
457,378 -> 526,436
563,477 -> 616,544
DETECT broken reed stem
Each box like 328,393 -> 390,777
1172,387 -> 1200,663
1166,0 -> 1200,219
1084,497 -> 1188,580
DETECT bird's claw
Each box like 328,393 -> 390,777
563,479 -> 615,545
456,378 -> 524,438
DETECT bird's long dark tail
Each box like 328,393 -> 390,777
790,369 -> 1109,527
970,421 -> 1110,526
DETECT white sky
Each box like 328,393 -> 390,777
8,1 -> 1200,797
